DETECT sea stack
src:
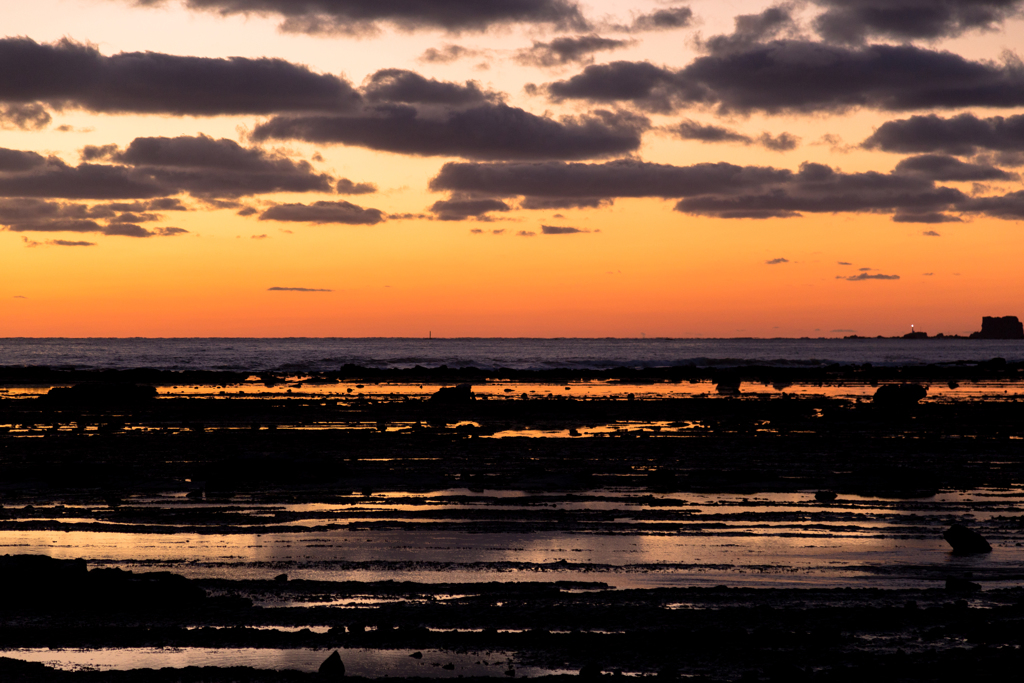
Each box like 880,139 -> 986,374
969,316 -> 1024,339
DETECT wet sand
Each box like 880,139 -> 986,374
1,365 -> 1023,681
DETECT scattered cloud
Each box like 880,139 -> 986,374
420,45 -> 477,64
49,239 -> 95,246
674,120 -> 799,151
517,230 -> 537,237
541,225 -> 588,234
130,0 -> 589,36
0,102 -> 51,130
811,0 -> 1024,44
838,261 -> 852,265
863,113 -> 1024,159
430,198 -> 511,221
629,6 -> 694,32
765,257 -> 789,264
840,272 -> 901,281
894,154 -> 1014,181
541,41 -> 1024,115
252,104 -> 647,161
515,35 -> 633,68
923,230 -> 941,236
362,69 -> 497,106
259,200 -> 386,225
335,178 -> 377,195
0,37 -> 361,116
267,287 -> 332,292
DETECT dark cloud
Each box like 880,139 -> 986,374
673,120 -> 799,151
111,135 -> 334,197
515,35 -> 633,67
420,45 -> 475,64
863,113 -> 1024,158
430,159 -> 793,200
541,224 -> 587,234
157,0 -> 588,35
520,196 -> 610,209
259,200 -> 385,224
543,41 -> 1024,114
431,158 -> 1024,223
630,6 -> 694,31
892,212 -> 962,223
958,190 -> 1024,219
0,158 -> 167,199
252,104 -> 647,161
517,230 -> 537,237
923,230 -> 942,236
0,197 -> 188,237
430,198 -> 511,221
675,120 -> 751,144
0,37 -> 361,115
758,132 -> 799,151
701,6 -> 798,55
766,257 -> 789,264
362,69 -> 495,105
893,154 -> 1015,181
841,273 -> 901,281
335,178 -> 377,194
236,206 -> 257,216
50,240 -> 95,246
0,103 -> 51,130
811,0 -> 1024,44
838,261 -> 852,265
267,287 -> 332,292
0,148 -> 48,172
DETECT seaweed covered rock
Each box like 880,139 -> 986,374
943,524 -> 992,554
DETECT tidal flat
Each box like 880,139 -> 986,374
1,364 -> 1023,681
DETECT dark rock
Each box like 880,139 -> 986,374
442,663 -> 455,670
945,576 -> 982,592
969,315 -> 1024,339
943,523 -> 992,554
505,668 -> 516,677
410,652 -> 423,659
429,384 -> 474,404
947,380 -> 959,390
579,663 -> 603,679
274,573 -> 288,583
873,383 -> 927,408
318,651 -> 345,677
41,382 -> 157,407
814,491 -> 838,503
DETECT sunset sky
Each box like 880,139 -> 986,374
2,0 -> 1024,337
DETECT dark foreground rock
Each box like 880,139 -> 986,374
942,524 -> 993,554
319,651 -> 345,677
873,383 -> 927,409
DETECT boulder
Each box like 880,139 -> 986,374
429,384 -> 474,404
942,524 -> 992,554
969,315 -> 1024,339
814,491 -> 838,503
579,663 -> 603,679
945,576 -> 982,592
873,383 -> 927,408
319,651 -> 345,677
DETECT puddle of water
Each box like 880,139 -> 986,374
0,647 -> 575,677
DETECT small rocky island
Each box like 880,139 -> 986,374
969,316 -> 1024,339
846,316 -> 1024,340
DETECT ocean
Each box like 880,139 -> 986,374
1,337 -> 1022,371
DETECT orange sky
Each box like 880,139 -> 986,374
2,1 -> 1023,337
